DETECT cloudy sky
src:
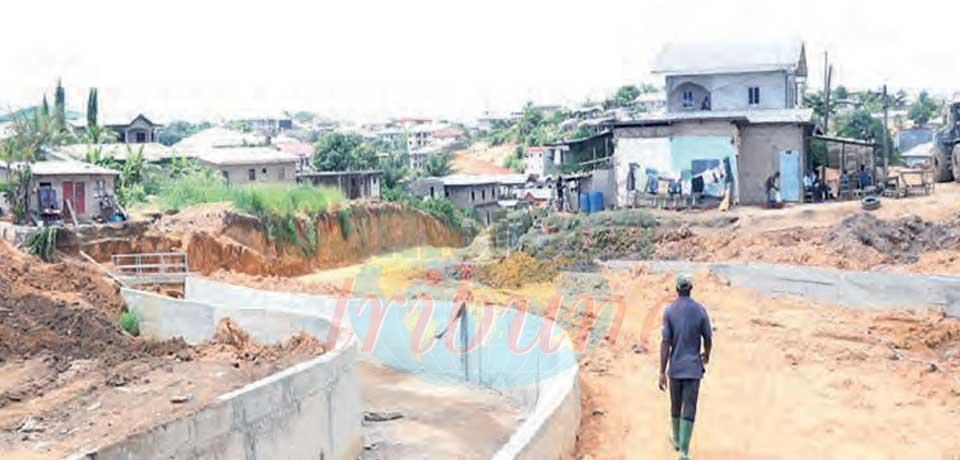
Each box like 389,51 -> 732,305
2,0 -> 957,122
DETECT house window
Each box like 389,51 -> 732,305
681,91 -> 695,109
261,168 -> 267,174
248,169 -> 256,181
222,171 -> 230,184
471,190 -> 476,202
482,189 -> 486,200
748,87 -> 761,105
135,132 -> 146,143
430,186 -> 435,198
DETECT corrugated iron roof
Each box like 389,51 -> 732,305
13,160 -> 120,176
52,143 -> 180,162
194,147 -> 300,166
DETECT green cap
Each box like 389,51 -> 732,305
676,274 -> 693,290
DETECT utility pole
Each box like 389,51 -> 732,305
821,52 -> 833,179
823,52 -> 833,133
882,84 -> 890,173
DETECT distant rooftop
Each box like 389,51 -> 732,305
194,147 -> 299,166
652,37 -> 806,77
436,174 -> 504,186
51,143 -> 179,162
607,108 -> 815,126
298,170 -> 382,177
175,127 -> 266,150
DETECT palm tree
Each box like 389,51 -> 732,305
423,153 -> 453,177
82,124 -> 117,144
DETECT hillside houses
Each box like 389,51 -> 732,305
549,37 -> 818,208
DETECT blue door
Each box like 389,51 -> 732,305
779,150 -> 801,202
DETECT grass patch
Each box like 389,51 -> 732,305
149,172 -> 345,254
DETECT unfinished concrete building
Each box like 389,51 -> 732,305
298,170 -> 382,200
570,38 -> 817,207
409,175 -> 501,225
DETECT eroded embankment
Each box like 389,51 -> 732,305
62,201 -> 467,277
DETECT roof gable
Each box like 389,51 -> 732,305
652,38 -> 806,77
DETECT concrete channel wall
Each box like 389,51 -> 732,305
185,277 -> 582,460
109,289 -> 363,460
604,260 -> 960,317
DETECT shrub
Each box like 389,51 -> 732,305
381,186 -> 477,236
120,310 -> 140,336
28,227 -> 58,262
337,208 -> 352,240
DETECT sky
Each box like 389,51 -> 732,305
2,0 -> 958,123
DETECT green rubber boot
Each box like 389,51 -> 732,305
669,417 -> 680,451
678,419 -> 694,459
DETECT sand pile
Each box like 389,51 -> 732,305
476,252 -> 559,289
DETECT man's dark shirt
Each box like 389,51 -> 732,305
662,297 -> 713,379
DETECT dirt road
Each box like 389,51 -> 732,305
220,236 -> 960,458
576,269 -> 960,459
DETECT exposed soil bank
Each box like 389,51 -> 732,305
654,211 -> 960,273
66,201 -> 467,277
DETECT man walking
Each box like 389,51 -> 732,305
659,274 -> 712,459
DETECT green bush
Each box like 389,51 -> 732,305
337,208 -> 352,240
28,227 -> 58,262
120,310 -> 140,336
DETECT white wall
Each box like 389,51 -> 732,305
667,71 -> 791,112
116,288 -> 364,460
31,173 -> 117,221
184,277 -> 583,460
206,161 -> 298,185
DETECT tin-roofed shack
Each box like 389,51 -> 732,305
0,160 -> 121,223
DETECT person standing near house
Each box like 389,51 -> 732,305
858,164 -> 871,190
764,171 -> 780,206
555,177 -> 565,212
659,274 -> 713,460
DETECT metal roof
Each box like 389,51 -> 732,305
51,143 -> 180,162
435,174 -> 503,186
174,127 -> 267,150
194,147 -> 300,166
15,160 -> 120,176
652,37 -> 806,77
298,170 -> 383,177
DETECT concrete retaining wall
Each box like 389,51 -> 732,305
106,289 -> 363,460
0,221 -> 38,247
605,260 -> 960,317
185,277 -> 582,459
